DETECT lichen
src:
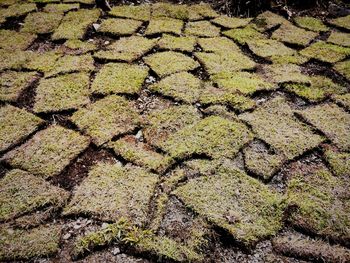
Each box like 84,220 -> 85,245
21,11 -> 63,34
211,15 -> 252,29
300,41 -> 350,63
98,18 -> 142,36
185,21 -> 221,37
327,31 -> 350,47
145,17 -> 183,36
0,29 -> 36,50
157,34 -> 196,52
294,16 -> 329,32
271,22 -> 318,46
223,25 -> 266,45
109,4 -> 151,21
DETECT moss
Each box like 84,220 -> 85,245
0,105 -> 44,152
0,224 -> 61,260
33,72 -> 90,113
52,9 -> 100,40
143,105 -> 201,149
21,11 -> 63,34
145,17 -> 183,36
144,51 -> 199,77
211,15 -> 252,29
212,71 -> 275,95
223,25 -> 266,45
0,50 -> 29,70
71,95 -> 141,146
43,3 -> 79,12
252,11 -> 288,32
3,125 -> 89,178
158,34 -> 196,52
62,0 -> 94,4
185,159 -> 222,175
46,54 -> 94,77
198,36 -> 241,53
109,4 -> 150,21
0,3 -> 36,19
298,103 -> 350,151
174,165 -> 284,246
0,169 -> 69,221
300,41 -> 350,63
329,15 -> 350,30
185,21 -> 221,37
294,16 -> 329,32
64,162 -> 158,224
272,22 -> 318,46
94,36 -> 156,62
91,63 -> 148,95
108,135 -> 174,174
162,116 -> 253,160
285,75 -> 347,102
327,31 -> 350,47
63,39 -> 97,54
0,29 -> 36,50
149,72 -> 202,103
324,147 -> 350,177
151,2 -> 189,20
270,53 -> 308,65
202,104 -> 239,120
334,59 -> 350,80
0,71 -> 38,102
262,63 -> 310,84
240,96 -> 324,160
333,93 -> 350,110
247,39 -> 296,58
98,18 -> 142,36
23,51 -> 61,72
286,163 -> 349,242
188,3 -> 218,19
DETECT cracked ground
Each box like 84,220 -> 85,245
0,0 -> 350,262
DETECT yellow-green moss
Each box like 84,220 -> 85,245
63,0 -> 94,4
270,53 -> 309,65
252,11 -> 288,32
329,15 -> 350,30
212,15 -> 252,29
0,29 -> 36,50
109,4 -> 150,21
327,31 -> 350,47
21,11 -> 63,34
300,41 -> 350,63
247,38 -> 296,58
333,93 -> 350,109
0,105 -> 44,152
43,3 -> 79,12
324,147 -> 350,177
149,193 -> 169,231
145,17 -> 183,36
262,63 -> 310,84
23,51 -> 61,72
185,158 -> 222,176
151,2 -> 189,20
185,21 -> 221,37
0,50 -> 29,70
272,22 -> 318,46
62,39 -> 97,54
158,34 -> 196,52
187,3 -> 218,19
3,125 -> 90,178
334,59 -> 350,80
46,54 -> 94,77
0,3 -> 36,19
98,18 -> 142,36
198,36 -> 241,53
223,25 -> 266,45
294,16 -> 329,32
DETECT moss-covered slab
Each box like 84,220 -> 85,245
149,72 -> 202,103
0,224 -> 61,261
285,76 -> 347,102
187,3 -> 219,20
94,36 -> 156,62
223,25 -> 266,45
261,64 -> 310,84
71,95 -> 140,146
327,31 -> 350,47
0,3 -> 36,19
198,36 -> 241,53
158,34 -> 196,52
64,162 -> 158,225
43,3 -> 79,12
145,17 -> 183,36
151,2 -> 189,20
33,72 -> 90,113
62,39 -> 97,54
2,125 -> 90,178
98,18 -> 142,36
212,71 -> 275,95
162,116 -> 253,160
253,11 -> 288,32
46,54 -> 94,77
174,165 -> 283,246
23,51 -> 61,73
185,21 -> 220,37
195,51 -> 256,75
240,96 -> 324,159
211,15 -> 252,29
329,15 -> 350,30
143,105 -> 201,149
0,169 -> 69,221
0,29 -> 36,50
0,105 -> 44,153
0,50 -> 29,71
108,135 -> 173,174
247,39 -> 296,58
298,103 -> 350,151
294,16 -> 329,32
272,23 -> 318,46
300,41 -> 350,63
334,59 -> 350,80
109,4 -> 150,21
144,51 -> 199,77
286,162 -> 349,242
0,71 -> 38,102
91,63 -> 148,95
324,147 -> 350,177
269,53 -> 309,65
21,11 -> 63,34
333,93 -> 350,110
52,9 -> 100,40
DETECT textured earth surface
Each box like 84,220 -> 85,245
0,1 -> 350,262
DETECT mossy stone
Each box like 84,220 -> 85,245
300,41 -> 350,63
0,105 -> 43,152
334,60 -> 350,80
327,31 -> 350,47
2,125 -> 90,178
329,15 -> 350,30
223,25 -> 266,45
62,39 -> 97,54
0,29 -> 36,50
43,3 -> 79,12
23,51 -> 61,72
198,36 -> 241,53
157,34 -> 196,52
62,0 -> 94,4
247,39 -> 296,58
185,21 -> 221,37
109,4 -> 150,21
151,2 -> 190,20
98,18 -> 142,36
294,16 -> 329,32
261,64 -> 310,84
324,147 -> 350,177
187,3 -> 218,19
269,53 -> 308,65
272,23 -> 318,46
21,11 -> 63,34
46,54 -> 94,77
252,11 -> 288,32
145,17 -> 183,36
333,93 -> 350,110
0,3 -> 36,19
211,15 -> 252,29
0,50 -> 29,70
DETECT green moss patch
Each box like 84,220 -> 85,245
0,29 -> 36,50
334,60 -> 350,80
327,31 -> 350,47
109,4 -> 150,21
329,15 -> 350,30
23,51 -> 61,73
247,39 -> 296,58
91,63 -> 148,95
162,116 -> 253,160
324,147 -> 350,177
0,50 -> 29,71
46,54 -> 94,77
300,41 -> 350,63
3,125 -> 90,178
261,64 -> 310,84
149,72 -> 202,103
198,36 -> 241,53
21,11 -> 63,34
0,3 -> 36,19
223,25 -> 266,45
52,9 -> 100,40
252,11 -> 288,32
272,23 -> 318,46
294,16 -> 329,32
0,71 -> 38,102
63,0 -> 94,4
240,96 -> 324,159
0,224 -> 61,261
174,165 -> 283,246
33,72 -> 90,113
185,21 -> 220,37
211,15 -> 252,29
98,18 -> 142,36
143,105 -> 201,149
0,169 -> 69,221
71,95 -> 141,146
62,39 -> 97,54
144,51 -> 199,77
298,103 -> 350,151
0,105 -> 44,152
333,93 -> 350,110
43,3 -> 79,12
269,53 -> 308,65
108,135 -> 173,174
64,162 -> 158,225
286,162 -> 349,242
158,34 -> 196,52
187,3 -> 218,20
151,2 -> 189,20
145,17 -> 183,36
